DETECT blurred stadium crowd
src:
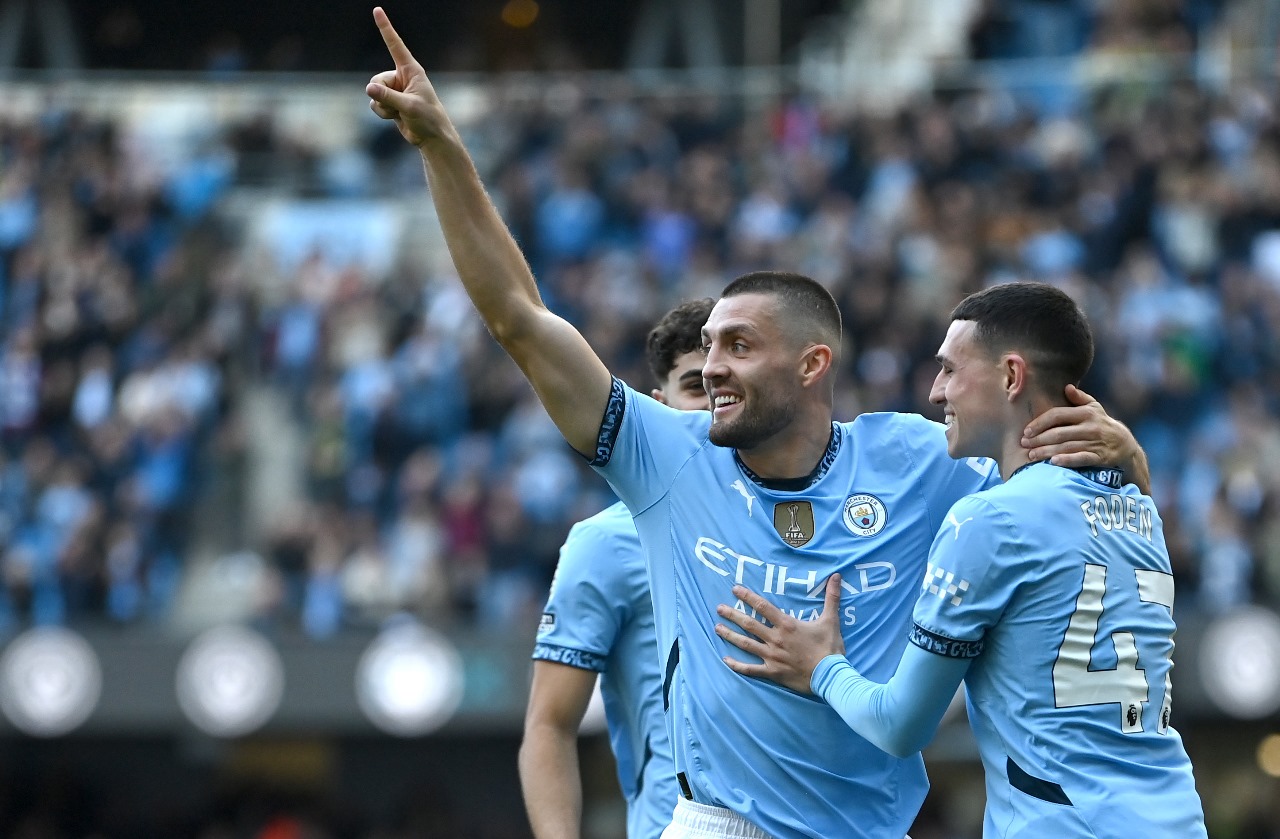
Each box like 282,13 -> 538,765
3,1 -> 1280,839
2,0 -> 1279,650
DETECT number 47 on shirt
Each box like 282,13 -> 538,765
1052,564 -> 1175,734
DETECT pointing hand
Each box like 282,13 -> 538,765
365,7 -> 456,148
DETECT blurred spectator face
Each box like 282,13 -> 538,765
652,351 -> 710,412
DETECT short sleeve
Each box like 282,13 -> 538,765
910,494 -> 1015,659
532,512 -> 638,672
590,378 -> 710,515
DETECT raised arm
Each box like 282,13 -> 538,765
519,661 -> 598,839
365,7 -> 612,456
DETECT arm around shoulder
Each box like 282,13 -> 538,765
1020,385 -> 1151,494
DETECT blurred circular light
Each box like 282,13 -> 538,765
501,0 -> 539,28
357,622 -> 463,736
0,627 -> 101,736
1199,606 -> 1280,720
176,625 -> 284,737
1258,733 -> 1280,778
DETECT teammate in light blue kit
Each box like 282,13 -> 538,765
365,19 -> 1150,838
717,283 -> 1206,838
521,299 -> 715,839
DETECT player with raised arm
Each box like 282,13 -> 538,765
366,12 -> 1153,837
716,282 -> 1206,838
520,299 -> 714,839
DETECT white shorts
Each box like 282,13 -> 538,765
659,799 -> 773,839
657,798 -> 912,839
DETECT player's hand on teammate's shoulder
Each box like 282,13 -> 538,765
365,7 -> 458,148
715,574 -> 846,694
1022,384 -> 1141,473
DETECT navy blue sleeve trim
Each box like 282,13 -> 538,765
532,643 -> 607,672
909,624 -> 984,659
590,377 -> 627,467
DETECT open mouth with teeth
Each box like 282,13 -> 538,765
714,394 -> 742,415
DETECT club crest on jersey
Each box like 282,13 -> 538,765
773,501 -> 815,546
843,493 -> 887,537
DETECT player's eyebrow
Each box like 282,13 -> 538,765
679,369 -> 703,386
704,321 -> 760,343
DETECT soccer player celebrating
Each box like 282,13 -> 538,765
520,299 -> 714,839
717,282 -> 1207,838
366,11 -> 1153,837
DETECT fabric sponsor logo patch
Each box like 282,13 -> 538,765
922,562 -> 971,606
843,493 -> 887,537
537,613 -> 555,636
773,501 -> 815,546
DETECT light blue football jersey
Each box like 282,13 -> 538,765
533,501 -> 679,839
591,379 -> 999,839
913,462 -> 1207,838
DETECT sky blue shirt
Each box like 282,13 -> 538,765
533,501 -> 679,839
591,378 -> 998,839
815,462 -> 1207,839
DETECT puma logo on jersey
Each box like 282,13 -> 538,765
730,479 -> 755,516
946,512 -> 974,540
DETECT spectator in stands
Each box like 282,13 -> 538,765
2,0 -> 1276,640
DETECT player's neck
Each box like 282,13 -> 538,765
735,415 -> 834,481
997,397 -> 1055,479
997,437 -> 1032,481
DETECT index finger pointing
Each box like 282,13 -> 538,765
373,7 -> 416,69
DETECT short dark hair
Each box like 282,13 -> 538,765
950,282 -> 1094,394
720,271 -> 842,354
647,297 -> 715,384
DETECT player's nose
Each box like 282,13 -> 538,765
928,371 -> 946,405
701,348 -> 729,381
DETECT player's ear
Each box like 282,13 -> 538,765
1002,353 -> 1029,402
651,388 -> 669,405
799,344 -> 833,386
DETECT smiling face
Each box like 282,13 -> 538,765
700,293 -> 802,450
929,319 -> 1009,461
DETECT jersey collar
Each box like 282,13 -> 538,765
735,423 -> 841,492
1007,460 -> 1126,490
